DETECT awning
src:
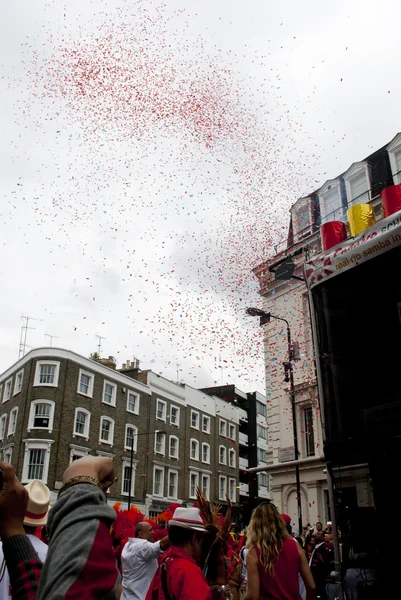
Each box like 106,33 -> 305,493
305,210 -> 401,288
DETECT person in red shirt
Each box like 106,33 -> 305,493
146,507 -> 217,600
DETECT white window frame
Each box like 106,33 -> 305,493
202,415 -> 211,434
219,475 -> 227,501
344,162 -> 371,207
190,410 -> 200,430
169,405 -> 180,427
22,439 -> 54,484
228,423 -> 236,441
291,196 -> 313,241
190,438 -> 199,461
0,385 -> 3,402
257,424 -> 267,440
201,442 -> 210,464
3,378 -> 12,403
258,447 -> 267,464
77,369 -> 94,398
169,435 -> 179,459
201,473 -> 210,501
318,179 -> 344,224
154,430 -> 166,455
189,470 -> 199,499
229,477 -> 236,502
126,390 -> 140,415
219,445 -> 227,465
229,448 -> 236,469
28,400 -> 55,433
257,401 -> 267,419
153,466 -> 164,497
388,133 -> 401,185
156,399 -> 167,422
102,380 -> 117,407
8,407 -> 18,437
219,419 -> 227,437
258,472 -> 268,488
125,424 -> 138,452
73,407 -> 91,440
13,369 -> 24,395
3,445 -> 13,464
122,460 -> 136,497
69,444 -> 90,464
99,416 -> 115,446
0,414 -> 7,441
168,468 -> 179,500
33,361 -> 60,388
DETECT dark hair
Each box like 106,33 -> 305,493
316,522 -> 323,527
295,536 -> 304,549
169,525 -> 204,547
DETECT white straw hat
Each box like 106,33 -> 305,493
23,480 -> 51,527
168,507 -> 207,532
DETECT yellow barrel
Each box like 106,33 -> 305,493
347,204 -> 376,237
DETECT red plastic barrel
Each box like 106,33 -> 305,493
381,185 -> 401,217
320,221 -> 347,251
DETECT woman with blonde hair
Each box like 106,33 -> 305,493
243,503 -> 316,600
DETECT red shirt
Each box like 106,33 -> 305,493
254,539 -> 301,600
146,546 -> 212,600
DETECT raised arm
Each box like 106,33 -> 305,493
297,542 -> 316,600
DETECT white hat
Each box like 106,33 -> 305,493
168,507 -> 207,532
23,480 -> 51,527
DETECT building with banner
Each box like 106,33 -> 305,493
252,133 -> 401,539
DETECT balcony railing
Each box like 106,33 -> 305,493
239,482 -> 249,496
239,432 -> 248,446
239,456 -> 249,470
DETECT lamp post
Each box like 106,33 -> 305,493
246,307 -> 303,535
127,430 -> 167,510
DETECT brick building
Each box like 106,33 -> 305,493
0,348 -> 239,513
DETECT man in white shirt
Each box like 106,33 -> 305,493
0,479 -> 50,599
121,521 -> 170,600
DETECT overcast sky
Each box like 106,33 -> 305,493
1,0 -> 400,393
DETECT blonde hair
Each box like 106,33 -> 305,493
246,503 -> 290,574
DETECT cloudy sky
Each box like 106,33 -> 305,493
1,0 -> 400,393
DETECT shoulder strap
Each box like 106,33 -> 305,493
161,557 -> 174,600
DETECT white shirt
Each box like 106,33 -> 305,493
121,538 -> 164,600
0,534 -> 48,599
309,541 -> 325,566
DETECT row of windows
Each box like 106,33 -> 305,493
0,408 -> 18,440
151,466 -> 236,502
0,370 -> 24,403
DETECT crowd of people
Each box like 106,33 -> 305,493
0,456 -> 363,599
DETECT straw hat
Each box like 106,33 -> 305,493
168,507 -> 207,532
23,480 -> 51,527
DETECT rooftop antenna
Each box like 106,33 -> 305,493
45,332 -> 59,348
176,363 -> 181,383
96,334 -> 106,356
218,355 -> 223,386
19,315 -> 42,359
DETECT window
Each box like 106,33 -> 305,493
28,401 -> 55,432
153,467 -> 164,496
291,196 -> 312,242
127,391 -> 139,414
258,448 -> 268,463
78,370 -> 94,397
257,424 -> 267,440
202,442 -> 210,464
229,478 -> 236,502
202,415 -> 210,433
4,379 -> 12,402
122,461 -> 135,496
191,410 -> 199,429
344,162 -> 371,208
219,419 -> 227,437
259,472 -> 268,488
156,399 -> 167,421
8,408 -> 18,436
103,381 -> 117,406
170,405 -> 180,426
14,370 -> 24,395
201,474 -> 210,500
229,449 -> 236,468
189,471 -> 199,499
219,445 -> 227,465
0,415 -> 6,441
304,407 -> 315,457
99,417 -> 114,445
190,439 -> 199,461
0,385 -> 3,402
257,401 -> 267,419
388,133 -> 401,185
69,445 -> 89,463
169,435 -> 179,459
34,361 -> 60,387
22,440 -> 54,483
154,431 -> 166,455
73,408 -> 91,439
318,180 -> 344,224
219,475 -> 227,501
4,447 -> 12,464
228,424 -> 236,440
125,425 -> 138,451
168,470 -> 178,499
